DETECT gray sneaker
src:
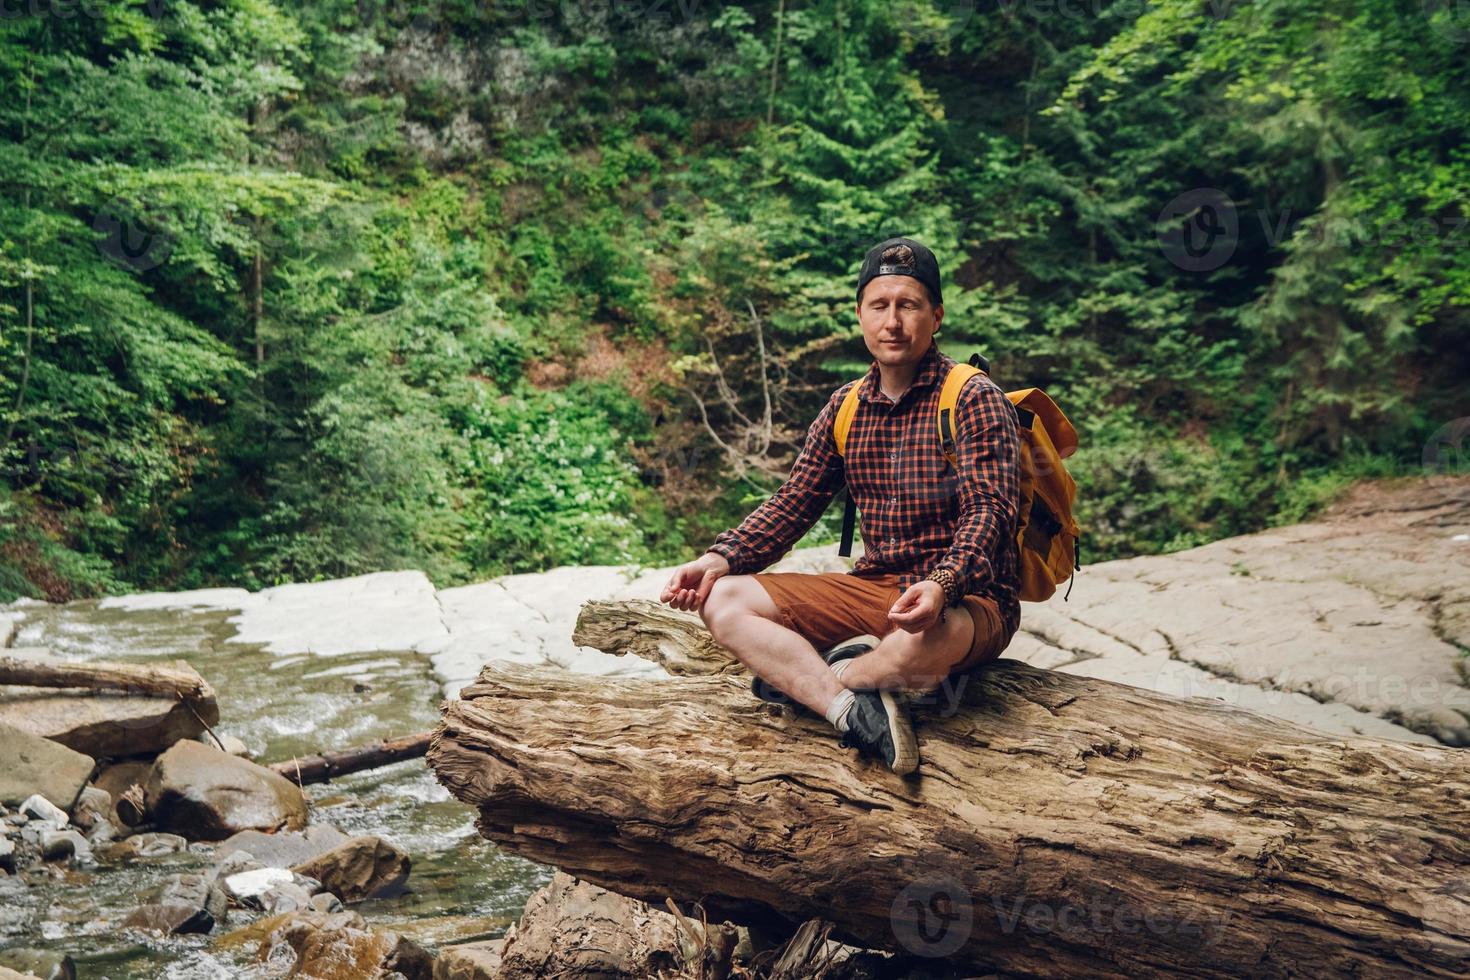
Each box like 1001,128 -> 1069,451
839,689 -> 919,775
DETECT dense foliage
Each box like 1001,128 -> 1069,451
2,0 -> 1466,600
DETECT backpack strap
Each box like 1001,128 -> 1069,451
937,363 -> 984,469
833,380 -> 864,557
833,380 -> 863,456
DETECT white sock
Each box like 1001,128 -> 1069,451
830,658 -> 853,682
825,688 -> 856,733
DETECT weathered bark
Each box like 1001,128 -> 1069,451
0,652 -> 214,703
269,732 -> 432,786
430,600 -> 1470,979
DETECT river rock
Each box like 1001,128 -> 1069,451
251,909 -> 433,980
17,795 -> 67,827
122,872 -> 228,935
89,760 -> 150,826
433,939 -> 504,980
69,787 -> 110,831
223,866 -> 294,901
0,726 -> 93,813
289,835 -> 409,903
307,891 -> 343,914
40,829 -> 91,865
102,831 -> 188,860
216,825 -> 348,868
0,836 -> 14,873
143,741 -> 307,841
0,948 -> 75,980
497,871 -> 684,980
0,967 -> 37,980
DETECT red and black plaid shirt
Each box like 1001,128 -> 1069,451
706,340 -> 1022,637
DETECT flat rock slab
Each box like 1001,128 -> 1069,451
227,571 -> 450,657
1010,476 -> 1470,745
0,721 -> 94,811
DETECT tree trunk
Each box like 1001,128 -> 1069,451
269,731 -> 432,786
429,600 -> 1470,978
0,652 -> 215,703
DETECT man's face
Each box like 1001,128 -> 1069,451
856,275 -> 943,369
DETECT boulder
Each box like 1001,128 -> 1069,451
216,825 -> 348,869
143,741 -> 307,841
0,724 -> 93,812
0,967 -> 37,980
0,684 -> 211,759
198,732 -> 250,757
496,871 -> 684,980
433,940 -> 504,980
289,835 -> 409,903
247,909 -> 433,980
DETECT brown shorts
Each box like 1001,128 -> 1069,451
750,571 -> 1013,675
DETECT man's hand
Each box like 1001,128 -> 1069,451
888,580 -> 947,633
660,552 -> 730,612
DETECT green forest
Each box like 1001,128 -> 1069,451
1,0 -> 1466,602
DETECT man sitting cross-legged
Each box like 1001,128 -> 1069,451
660,238 -> 1022,775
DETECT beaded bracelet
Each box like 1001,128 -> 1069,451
925,568 -> 961,608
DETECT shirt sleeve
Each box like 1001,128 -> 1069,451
931,375 -> 1020,599
705,384 -> 851,575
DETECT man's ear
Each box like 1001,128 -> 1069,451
933,302 -> 944,335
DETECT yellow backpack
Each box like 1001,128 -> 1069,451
832,354 -> 1082,602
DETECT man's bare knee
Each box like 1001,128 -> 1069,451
700,574 -> 779,644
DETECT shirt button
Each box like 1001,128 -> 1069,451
889,450 -> 899,461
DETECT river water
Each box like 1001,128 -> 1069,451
1,597 -> 550,978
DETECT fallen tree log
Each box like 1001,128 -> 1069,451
269,731 -> 433,786
0,651 -> 214,702
430,599 -> 1470,979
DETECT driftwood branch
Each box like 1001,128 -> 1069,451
0,652 -> 214,702
269,731 -> 433,786
429,600 -> 1470,978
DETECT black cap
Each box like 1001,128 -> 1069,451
856,237 -> 942,306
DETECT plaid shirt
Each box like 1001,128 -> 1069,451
706,341 -> 1022,637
